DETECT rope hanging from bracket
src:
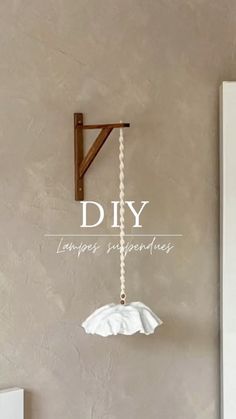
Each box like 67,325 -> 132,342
82,121 -> 163,336
119,127 -> 126,304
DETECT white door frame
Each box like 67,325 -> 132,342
220,81 -> 236,419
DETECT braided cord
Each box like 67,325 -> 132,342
119,127 -> 126,304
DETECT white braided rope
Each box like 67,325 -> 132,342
119,127 -> 126,303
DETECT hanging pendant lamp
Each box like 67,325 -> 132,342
82,127 -> 163,336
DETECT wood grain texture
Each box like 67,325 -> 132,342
74,113 -> 84,200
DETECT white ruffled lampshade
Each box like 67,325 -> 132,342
82,301 -> 163,336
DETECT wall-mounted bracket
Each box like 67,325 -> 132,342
74,113 -> 130,200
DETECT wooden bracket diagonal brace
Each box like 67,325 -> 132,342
79,126 -> 113,178
74,113 -> 130,201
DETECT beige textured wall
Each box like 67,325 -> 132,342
1,0 -> 232,418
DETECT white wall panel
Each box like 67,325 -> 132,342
0,388 -> 24,419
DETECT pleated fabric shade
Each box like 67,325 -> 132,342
82,302 -> 163,336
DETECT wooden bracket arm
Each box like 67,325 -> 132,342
74,113 -> 130,201
79,122 -> 130,129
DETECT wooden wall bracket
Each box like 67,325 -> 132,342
74,113 -> 130,200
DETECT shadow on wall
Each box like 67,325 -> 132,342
24,391 -> 32,419
101,314 -> 219,353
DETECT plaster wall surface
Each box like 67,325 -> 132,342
0,1 -> 229,418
